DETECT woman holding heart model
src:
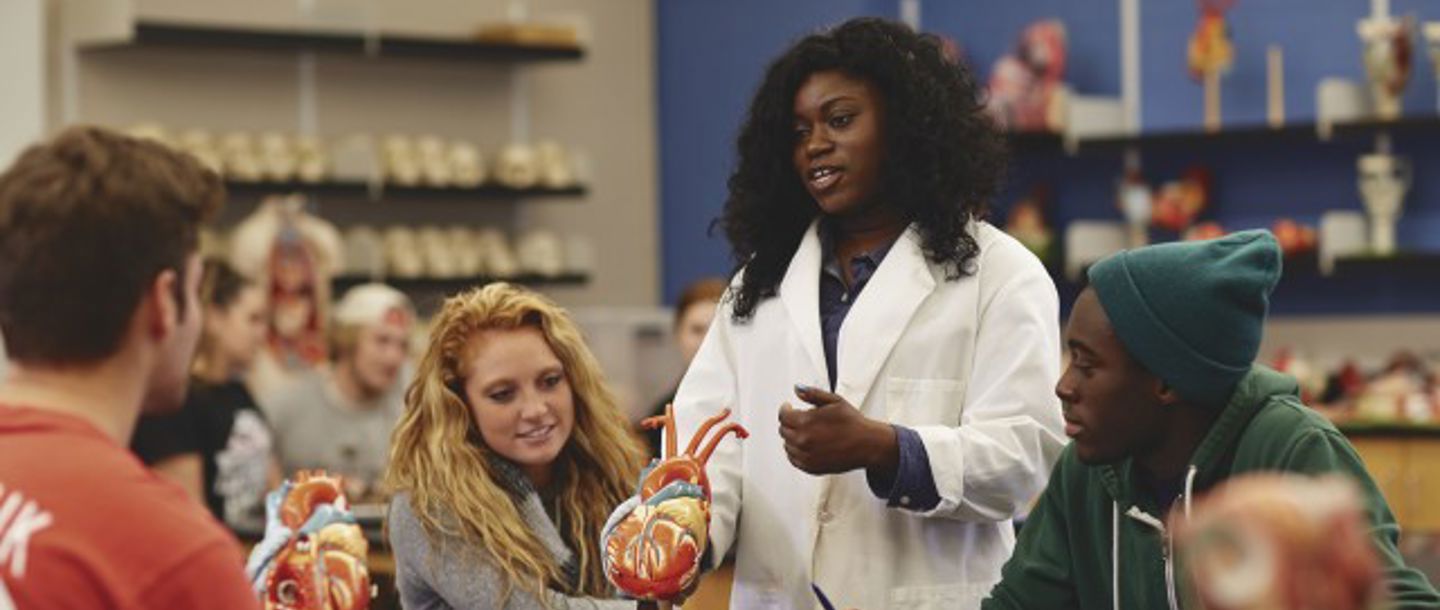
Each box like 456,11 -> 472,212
384,283 -> 658,610
655,17 -> 1067,610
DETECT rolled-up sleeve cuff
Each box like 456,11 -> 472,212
865,424 -> 941,511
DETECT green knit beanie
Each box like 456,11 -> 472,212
1086,230 -> 1282,409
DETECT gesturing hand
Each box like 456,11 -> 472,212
778,384 -> 898,476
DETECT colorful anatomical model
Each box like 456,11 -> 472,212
246,471 -> 372,610
1151,167 -> 1212,233
1173,474 -> 1382,610
1189,0 -> 1236,80
602,405 -> 748,601
988,20 -> 1069,132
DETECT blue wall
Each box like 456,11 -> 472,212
657,1 -> 1440,314
655,0 -> 894,302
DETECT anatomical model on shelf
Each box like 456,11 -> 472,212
416,136 -> 454,188
1173,474 -> 1382,610
1354,352 -> 1438,423
1151,166 -> 1212,234
1189,0 -> 1237,131
222,131 -> 265,183
1356,150 -> 1411,256
449,141 -> 486,188
1004,186 -> 1055,265
495,143 -> 540,189
1358,14 -> 1414,121
230,196 -> 343,398
1270,348 -> 1327,404
987,19 -> 1069,133
295,135 -> 330,184
516,230 -> 567,278
1283,350 -> 1440,425
259,131 -> 300,183
476,228 -> 521,278
383,135 -> 423,187
535,140 -> 578,189
382,226 -> 425,279
1116,164 -> 1153,248
418,226 -> 460,279
447,227 -> 486,277
1270,219 -> 1317,257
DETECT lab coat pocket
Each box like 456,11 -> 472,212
887,582 -> 987,610
885,377 -> 965,427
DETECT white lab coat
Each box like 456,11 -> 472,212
673,221 -> 1066,610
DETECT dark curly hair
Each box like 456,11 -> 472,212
718,17 -> 1006,322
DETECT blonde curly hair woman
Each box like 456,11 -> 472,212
385,283 -> 653,609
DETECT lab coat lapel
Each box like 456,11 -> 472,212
833,226 -> 936,408
778,220 -> 830,388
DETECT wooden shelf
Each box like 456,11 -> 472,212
225,180 -> 587,202
1006,131 -> 1064,155
1009,116 -> 1440,155
82,20 -> 585,62
1330,252 -> 1440,276
1050,251 -> 1440,287
1337,422 -> 1440,439
333,273 -> 589,294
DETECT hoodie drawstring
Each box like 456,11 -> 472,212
1112,502 -> 1120,610
1112,464 -> 1200,610
1183,464 -> 1198,517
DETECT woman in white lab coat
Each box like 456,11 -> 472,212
672,18 -> 1066,610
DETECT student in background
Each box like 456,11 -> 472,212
266,282 -> 415,499
132,258 -> 280,532
0,126 -> 257,608
385,283 -> 652,609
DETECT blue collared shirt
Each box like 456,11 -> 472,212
818,223 -> 940,512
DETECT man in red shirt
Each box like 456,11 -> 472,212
0,126 -> 258,609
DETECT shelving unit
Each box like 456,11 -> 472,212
1008,107 -> 1440,317
76,19 -> 586,62
1050,250 -> 1440,282
1339,422 -> 1440,439
225,180 -> 587,202
59,4 -> 602,297
1329,252 -> 1440,276
1009,116 -> 1440,156
332,273 -> 588,295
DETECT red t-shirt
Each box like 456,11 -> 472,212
0,405 -> 259,609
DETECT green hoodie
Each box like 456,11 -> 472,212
983,365 -> 1440,610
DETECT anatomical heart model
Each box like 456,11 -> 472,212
246,471 -> 372,610
1172,474 -> 1383,610
602,405 -> 748,601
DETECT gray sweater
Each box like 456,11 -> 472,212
387,473 -> 638,610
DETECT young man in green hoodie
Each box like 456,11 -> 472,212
982,230 -> 1439,610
